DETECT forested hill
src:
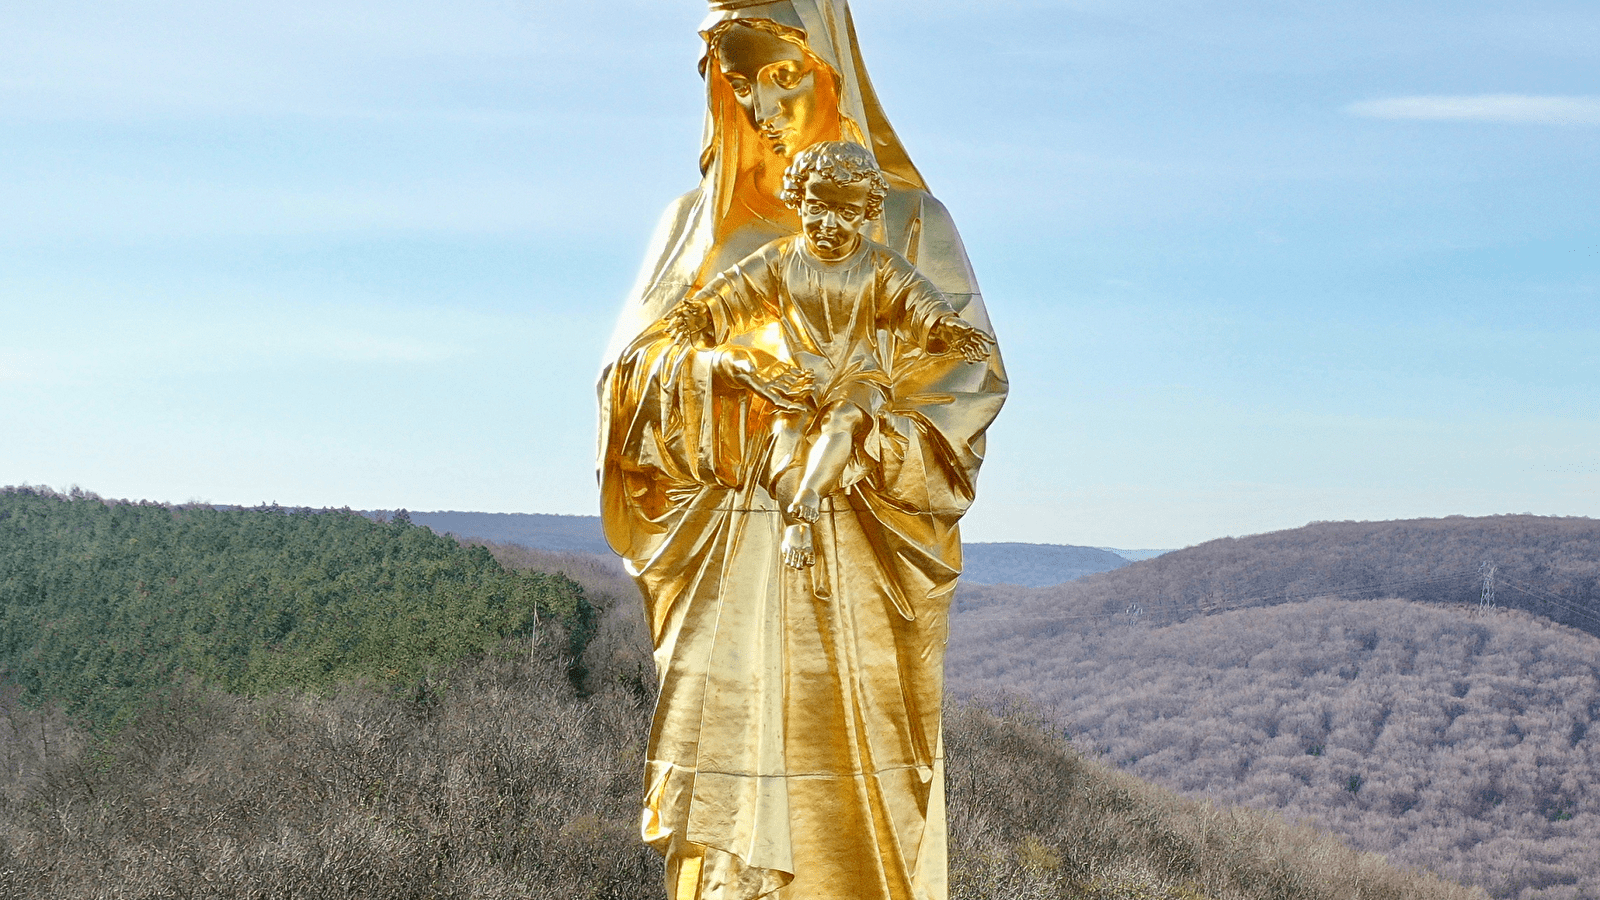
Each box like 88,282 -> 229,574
958,514 -> 1600,638
1,524 -> 1485,900
948,597 -> 1600,897
0,486 -> 588,728
949,515 -> 1600,897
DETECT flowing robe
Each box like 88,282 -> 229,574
601,228 -> 1004,900
598,4 -> 1007,899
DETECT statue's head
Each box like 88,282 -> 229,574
782,141 -> 885,258
705,19 -> 842,160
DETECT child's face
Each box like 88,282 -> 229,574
798,173 -> 871,259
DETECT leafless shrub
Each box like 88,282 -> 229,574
951,597 -> 1600,898
0,640 -> 656,899
946,700 -> 1485,900
940,701 -> 1478,896
0,542 -> 1490,900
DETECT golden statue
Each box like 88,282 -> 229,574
598,3 -> 1007,898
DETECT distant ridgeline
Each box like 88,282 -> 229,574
959,543 -> 1129,587
369,511 -> 1147,588
0,487 -> 589,728
958,515 -> 1600,639
366,510 -> 616,556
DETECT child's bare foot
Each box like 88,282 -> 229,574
787,488 -> 821,524
782,523 -> 814,569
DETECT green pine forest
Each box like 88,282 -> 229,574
0,486 -> 589,729
0,485 -> 1493,899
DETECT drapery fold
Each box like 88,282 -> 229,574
598,4 -> 1006,898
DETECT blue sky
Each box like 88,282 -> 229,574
1,0 -> 1595,548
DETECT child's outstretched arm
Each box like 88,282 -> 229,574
929,315 -> 996,363
663,299 -> 715,347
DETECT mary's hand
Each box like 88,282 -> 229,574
713,348 -> 813,411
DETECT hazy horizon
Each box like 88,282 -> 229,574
3,0 -> 1595,547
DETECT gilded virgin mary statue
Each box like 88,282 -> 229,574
598,3 -> 1007,899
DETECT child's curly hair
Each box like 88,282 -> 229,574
781,141 -> 888,220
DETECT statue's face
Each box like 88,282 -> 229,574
797,173 -> 871,260
716,26 -> 835,158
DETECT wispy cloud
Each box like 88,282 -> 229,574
1346,94 -> 1600,126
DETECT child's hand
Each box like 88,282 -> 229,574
931,316 -> 995,363
713,349 -> 813,411
664,300 -> 713,346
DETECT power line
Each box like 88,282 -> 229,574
1494,576 -> 1600,630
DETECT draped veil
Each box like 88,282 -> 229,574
598,3 -> 1007,898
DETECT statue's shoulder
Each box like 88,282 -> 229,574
882,187 -> 954,230
631,187 -> 708,284
880,186 -> 978,297
880,187 -> 961,246
651,187 -> 705,235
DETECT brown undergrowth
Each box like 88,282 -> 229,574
946,701 -> 1486,900
0,540 -> 1486,900
1,670 -> 1487,899
0,641 -> 656,899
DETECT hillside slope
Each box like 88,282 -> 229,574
0,622 -> 1483,900
0,505 -> 1485,900
950,597 -> 1600,899
956,515 -> 1600,637
459,522 -> 1600,895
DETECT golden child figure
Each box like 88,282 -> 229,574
665,142 -> 993,585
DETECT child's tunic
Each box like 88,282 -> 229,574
690,234 -> 958,416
